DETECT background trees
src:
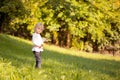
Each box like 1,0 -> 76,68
0,0 -> 120,54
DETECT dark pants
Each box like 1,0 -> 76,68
33,51 -> 42,68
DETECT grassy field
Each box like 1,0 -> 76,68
0,34 -> 120,80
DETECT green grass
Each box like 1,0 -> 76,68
0,34 -> 120,80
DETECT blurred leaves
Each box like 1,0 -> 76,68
0,0 -> 120,52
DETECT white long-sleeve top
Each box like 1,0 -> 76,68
32,33 -> 44,52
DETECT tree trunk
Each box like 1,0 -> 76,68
66,31 -> 71,48
0,25 -> 2,33
0,13 -> 8,33
51,31 -> 58,45
0,21 -> 5,33
92,41 -> 99,52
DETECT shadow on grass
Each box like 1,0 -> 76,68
0,34 -> 34,67
0,34 -> 120,78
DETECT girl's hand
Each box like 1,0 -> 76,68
34,44 -> 43,48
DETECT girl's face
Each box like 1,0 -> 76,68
35,26 -> 43,34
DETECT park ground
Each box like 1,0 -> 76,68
0,34 -> 120,80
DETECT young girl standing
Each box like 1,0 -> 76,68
32,22 -> 44,68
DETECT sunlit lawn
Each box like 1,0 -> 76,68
0,34 -> 120,80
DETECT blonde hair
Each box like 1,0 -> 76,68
34,22 -> 44,32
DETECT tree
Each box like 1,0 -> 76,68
0,0 -> 119,53
0,0 -> 27,33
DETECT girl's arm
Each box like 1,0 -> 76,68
34,44 -> 43,48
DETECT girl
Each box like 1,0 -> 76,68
32,22 -> 44,68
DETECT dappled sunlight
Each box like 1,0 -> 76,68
0,0 -> 120,79
44,44 -> 120,61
